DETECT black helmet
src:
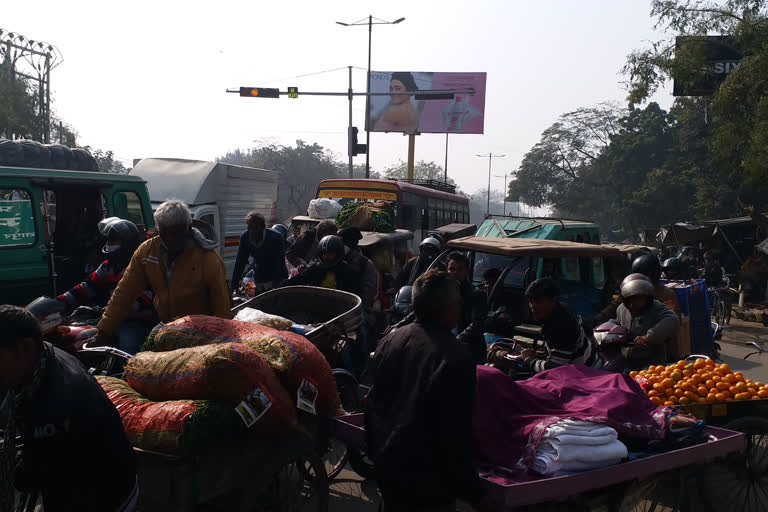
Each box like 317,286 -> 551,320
620,278 -> 656,300
317,235 -> 345,268
102,219 -> 142,257
662,257 -> 682,276
271,224 -> 289,241
394,285 -> 413,315
631,254 -> 661,282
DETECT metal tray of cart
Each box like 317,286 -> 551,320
332,413 -> 745,511
135,427 -> 328,512
233,286 -> 362,351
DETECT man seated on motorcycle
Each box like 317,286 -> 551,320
616,277 -> 680,370
632,254 -> 681,315
56,218 -> 153,354
661,257 -> 684,280
395,236 -> 444,288
0,305 -> 137,512
279,235 -> 357,292
702,251 -> 725,288
286,219 -> 337,270
520,278 -> 599,373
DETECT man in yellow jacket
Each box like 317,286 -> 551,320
96,200 -> 231,344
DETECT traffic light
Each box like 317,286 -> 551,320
239,87 -> 280,98
349,127 -> 367,156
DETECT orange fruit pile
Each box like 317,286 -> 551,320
630,360 -> 767,407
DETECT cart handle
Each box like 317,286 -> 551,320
79,343 -> 133,360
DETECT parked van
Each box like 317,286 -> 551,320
0,167 -> 154,305
130,158 -> 278,283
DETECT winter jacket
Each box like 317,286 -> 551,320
526,302 -> 599,374
456,280 -> 489,364
58,259 -> 154,324
14,343 -> 136,511
98,228 -> 231,336
345,250 -> 379,309
617,299 -> 680,368
230,228 -> 288,288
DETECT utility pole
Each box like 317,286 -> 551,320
494,173 -> 508,216
444,134 -> 449,184
477,153 -> 505,217
347,66 -> 353,178
407,134 -> 416,181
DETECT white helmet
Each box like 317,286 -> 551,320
420,236 -> 442,252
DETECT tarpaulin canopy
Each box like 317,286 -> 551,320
446,236 -> 620,258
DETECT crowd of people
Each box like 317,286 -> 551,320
0,198 -> 694,511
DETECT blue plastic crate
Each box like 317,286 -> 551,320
662,279 -> 713,354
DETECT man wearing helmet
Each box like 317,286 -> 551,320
230,211 -> 288,295
286,219 -> 337,269
661,257 -> 684,280
279,235 -> 356,292
395,236 -> 445,289
630,254 -> 681,315
616,276 -> 680,369
56,218 -> 152,354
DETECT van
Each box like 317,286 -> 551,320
0,167 -> 154,305
130,158 -> 278,284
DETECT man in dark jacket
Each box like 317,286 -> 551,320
230,211 -> 288,293
521,278 -> 600,374
447,251 -> 489,364
0,305 -> 137,512
395,236 -> 444,289
366,270 -> 484,511
286,219 -> 337,269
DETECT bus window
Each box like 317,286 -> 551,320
592,257 -> 606,289
560,257 -> 580,281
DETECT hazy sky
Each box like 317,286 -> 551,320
5,0 -> 671,195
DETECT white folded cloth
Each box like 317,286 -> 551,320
531,419 -> 627,476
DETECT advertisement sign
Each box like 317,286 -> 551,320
673,36 -> 742,97
0,199 -> 36,247
368,71 -> 486,134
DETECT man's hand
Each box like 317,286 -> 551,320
520,348 -> 535,361
297,264 -> 307,273
83,330 -> 114,349
634,335 -> 648,346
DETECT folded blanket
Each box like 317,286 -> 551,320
538,438 -> 628,463
548,433 -> 618,446
543,420 -> 618,440
532,453 -> 623,475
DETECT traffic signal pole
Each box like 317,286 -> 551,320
348,66 -> 353,178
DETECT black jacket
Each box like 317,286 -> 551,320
456,280 -> 489,364
231,229 -> 288,288
15,343 -> 136,511
395,256 -> 445,289
366,321 -> 482,507
279,260 -> 359,295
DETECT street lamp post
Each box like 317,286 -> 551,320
337,15 -> 405,179
477,153 -> 505,218
494,173 -> 508,216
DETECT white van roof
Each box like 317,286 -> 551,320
131,158 -> 276,206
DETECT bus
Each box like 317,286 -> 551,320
315,179 -> 470,246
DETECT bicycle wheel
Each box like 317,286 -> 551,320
701,417 -> 768,512
273,453 -> 329,512
347,448 -> 376,481
323,371 -> 361,480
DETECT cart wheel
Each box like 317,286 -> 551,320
323,371 -> 361,481
701,417 -> 768,512
274,452 -> 329,512
347,448 -> 376,481
618,478 -> 661,512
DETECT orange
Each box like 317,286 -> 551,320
650,397 -> 663,406
758,390 -> 768,399
629,371 -> 639,380
664,401 -> 675,406
720,363 -> 731,373
705,380 -> 715,389
748,388 -> 758,397
716,382 -> 729,391
661,371 -> 672,380
661,378 -> 674,388
697,386 -> 709,397
684,391 -> 699,402
724,374 -> 736,385
735,382 -> 747,392
682,370 -> 693,378
668,396 -> 679,404
648,390 -> 659,398
721,390 -> 732,399
734,392 -> 750,401
693,359 -> 705,369
676,360 -> 687,369
679,397 -> 691,405
729,386 -> 740,396
705,359 -> 716,367
697,397 -> 707,403
691,374 -> 703,384
715,393 -> 726,402
753,396 -> 761,400
734,371 -> 744,380
713,370 -> 724,377
712,375 -> 721,383
653,383 -> 665,392
674,389 -> 685,398
670,371 -> 682,381
706,394 -> 718,402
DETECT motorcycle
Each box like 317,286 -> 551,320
26,296 -> 101,353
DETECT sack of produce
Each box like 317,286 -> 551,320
244,332 -> 340,416
124,343 -> 296,430
140,316 -> 339,415
233,307 -> 293,330
336,201 -> 395,232
308,198 -> 342,219
97,376 -> 263,454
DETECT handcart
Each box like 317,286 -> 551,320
79,345 -> 330,512
233,286 -> 363,481
333,413 -> 745,512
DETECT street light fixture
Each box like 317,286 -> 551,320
477,154 -> 505,218
494,174 -> 509,216
337,15 -> 406,179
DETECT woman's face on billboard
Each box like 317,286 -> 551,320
389,79 -> 409,105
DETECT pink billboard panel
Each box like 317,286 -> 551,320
368,71 -> 487,135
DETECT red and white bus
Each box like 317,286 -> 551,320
316,178 -> 470,245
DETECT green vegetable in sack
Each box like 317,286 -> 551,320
371,210 -> 395,233
335,202 -> 360,228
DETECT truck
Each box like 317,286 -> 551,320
0,166 -> 154,305
130,158 -> 278,284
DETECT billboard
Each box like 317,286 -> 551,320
673,36 -> 742,96
368,71 -> 486,134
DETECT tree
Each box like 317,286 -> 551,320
623,0 -> 768,212
383,160 -> 455,186
219,140 -> 347,222
84,147 -> 130,174
0,74 -> 39,140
